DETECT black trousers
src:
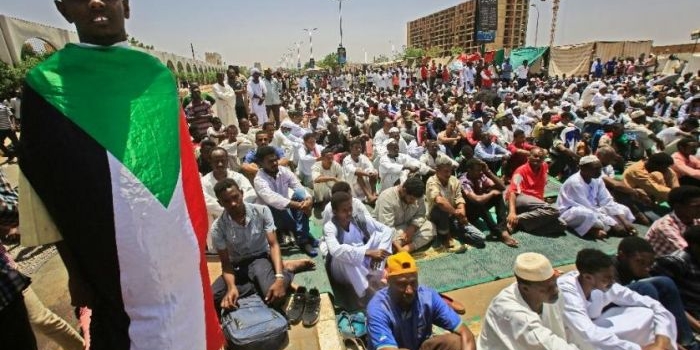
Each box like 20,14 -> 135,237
235,105 -> 248,120
466,195 -> 507,234
679,176 -> 700,188
0,296 -> 38,350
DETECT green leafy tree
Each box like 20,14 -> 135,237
402,46 -> 425,60
318,52 -> 339,70
374,54 -> 390,63
0,53 -> 52,100
450,46 -> 464,56
425,46 -> 442,59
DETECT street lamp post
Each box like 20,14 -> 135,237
336,0 -> 346,47
530,4 -> 540,47
295,41 -> 302,69
303,28 -> 318,66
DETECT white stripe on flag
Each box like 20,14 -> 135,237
108,154 -> 207,350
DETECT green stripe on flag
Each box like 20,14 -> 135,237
26,44 -> 180,207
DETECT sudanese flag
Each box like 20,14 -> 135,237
19,44 -> 224,350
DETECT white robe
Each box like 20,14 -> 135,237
378,154 -> 424,192
246,78 -> 268,124
343,154 -> 376,201
322,214 -> 394,297
212,82 -> 237,127
479,283 -> 579,350
558,271 -> 677,350
556,173 -> 634,236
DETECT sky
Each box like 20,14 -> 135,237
3,0 -> 698,68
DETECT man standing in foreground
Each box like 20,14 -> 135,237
367,252 -> 476,350
18,0 -> 223,348
479,253 -> 578,349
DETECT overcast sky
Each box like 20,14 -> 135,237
3,0 -> 698,67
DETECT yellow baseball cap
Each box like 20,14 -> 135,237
386,252 -> 418,277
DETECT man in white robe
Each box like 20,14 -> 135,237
246,68 -> 268,124
322,192 -> 394,303
558,249 -> 677,350
311,149 -> 343,203
343,140 -> 378,203
212,72 -> 237,127
480,253 -> 579,350
557,156 -> 636,239
378,140 -> 426,192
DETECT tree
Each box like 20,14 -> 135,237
374,54 -> 390,64
318,52 -> 339,70
450,46 -> 464,56
425,46 -> 442,59
0,53 -> 52,100
402,46 -> 425,60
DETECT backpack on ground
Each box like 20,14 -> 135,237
221,294 -> 289,350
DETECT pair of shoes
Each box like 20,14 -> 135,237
286,287 -> 321,327
462,225 -> 486,249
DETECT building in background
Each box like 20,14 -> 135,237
205,52 -> 223,66
407,0 -> 529,56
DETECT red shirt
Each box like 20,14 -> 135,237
442,68 -> 450,81
507,141 -> 535,174
508,162 -> 549,200
420,67 -> 428,80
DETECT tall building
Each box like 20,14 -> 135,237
205,52 -> 223,66
407,0 -> 529,56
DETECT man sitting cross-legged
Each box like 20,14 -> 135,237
460,158 -> 516,247
322,191 -> 394,306
211,179 -> 314,313
375,176 -> 436,253
506,147 -> 567,236
343,139 -> 379,204
557,155 -> 636,239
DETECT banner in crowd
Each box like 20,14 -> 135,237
509,46 -> 549,68
549,42 -> 595,78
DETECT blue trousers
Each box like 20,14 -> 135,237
268,188 -> 315,246
628,276 -> 696,346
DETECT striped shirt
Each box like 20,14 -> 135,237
653,249 -> 700,318
184,100 -> 213,139
0,104 -> 13,130
0,244 -> 30,310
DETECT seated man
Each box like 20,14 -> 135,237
507,147 -> 567,236
558,249 -> 676,350
671,138 -> 700,187
474,132 -> 511,174
297,132 -> 323,188
616,237 -> 700,350
557,155 -> 636,239
645,186 -> 700,256
343,139 -> 379,204
549,115 -> 581,180
419,140 -> 457,173
595,146 -> 654,225
197,139 -> 216,176
240,130 -> 290,180
311,148 -> 343,203
253,146 -> 318,256
506,129 -> 535,178
378,139 -> 426,193
480,253 -> 578,350
623,152 -> 679,204
320,182 -> 371,225
201,147 -> 257,251
322,192 -> 394,305
367,252 -> 476,350
460,158 -> 515,247
653,226 -> 700,330
211,179 -> 313,312
426,157 -> 486,251
375,176 -> 436,253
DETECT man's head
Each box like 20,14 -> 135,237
330,191 -> 353,226
386,140 -> 399,158
645,153 -> 674,173
214,178 -> 244,216
320,148 -> 334,168
426,140 -> 438,157
209,147 -> 229,174
226,68 -> 236,81
255,130 -> 270,148
513,129 -> 526,144
435,156 -> 454,183
680,118 -> 699,133
464,158 -> 486,181
678,138 -> 699,158
514,253 -> 560,306
56,0 -> 130,46
576,249 -> 615,293
190,84 -> 202,101
579,155 -> 603,182
595,146 -> 621,167
386,252 -> 419,309
349,139 -> 363,157
399,176 -> 425,205
617,236 -> 655,279
668,186 -> 700,226
330,181 -> 352,196
211,116 -> 222,129
303,132 -> 317,150
226,125 -> 238,140
480,133 -> 492,146
256,146 -> 279,175
216,72 -> 225,85
199,139 -> 216,161
527,147 -> 545,172
239,118 -> 250,134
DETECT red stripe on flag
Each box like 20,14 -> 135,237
178,112 -> 225,349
